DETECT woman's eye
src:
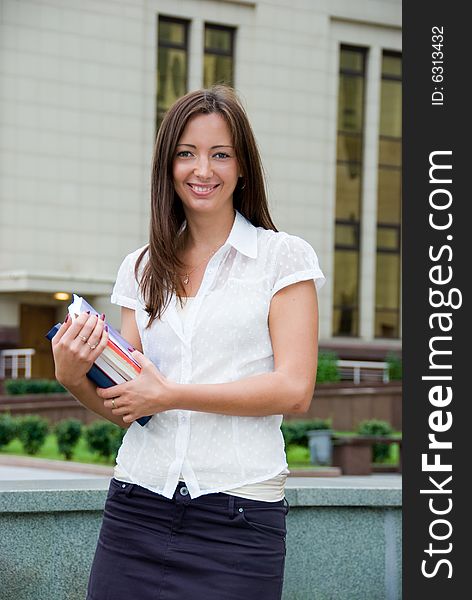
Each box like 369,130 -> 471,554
176,151 -> 192,158
213,152 -> 230,159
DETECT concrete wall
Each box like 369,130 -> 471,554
0,478 -> 401,600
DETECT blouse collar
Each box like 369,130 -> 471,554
225,210 -> 258,259
177,210 -> 259,259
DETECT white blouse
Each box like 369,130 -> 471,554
110,210 -> 325,499
175,297 -> 288,501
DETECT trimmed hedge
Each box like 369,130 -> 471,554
357,418 -> 394,462
17,415 -> 49,455
386,353 -> 402,381
0,414 -> 127,462
0,413 -> 17,449
84,421 -> 126,460
4,378 -> 66,395
316,352 -> 340,383
54,419 -> 83,460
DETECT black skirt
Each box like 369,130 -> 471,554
86,478 -> 289,600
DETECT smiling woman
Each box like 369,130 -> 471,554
51,85 -> 325,600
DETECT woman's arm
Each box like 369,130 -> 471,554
173,279 -> 319,415
99,280 -> 319,421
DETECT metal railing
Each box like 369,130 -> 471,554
337,360 -> 389,384
0,348 -> 35,379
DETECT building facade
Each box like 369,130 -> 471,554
0,0 -> 401,378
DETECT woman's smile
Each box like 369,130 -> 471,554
187,183 -> 221,197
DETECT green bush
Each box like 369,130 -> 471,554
357,419 -> 394,462
316,352 -> 340,383
281,419 -> 332,447
386,353 -> 402,380
0,413 -> 18,449
85,421 -> 126,460
17,415 -> 49,455
4,379 -> 66,395
54,419 -> 83,460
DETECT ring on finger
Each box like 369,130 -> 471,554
111,399 -> 116,409
87,341 -> 97,350
80,335 -> 88,343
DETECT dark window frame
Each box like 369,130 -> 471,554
375,50 -> 402,339
204,22 -> 236,56
333,45 -> 367,338
335,220 -> 361,251
156,15 -> 190,134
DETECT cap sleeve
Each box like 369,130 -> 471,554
110,248 -> 145,310
271,235 -> 326,298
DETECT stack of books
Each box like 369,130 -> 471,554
46,294 -> 151,426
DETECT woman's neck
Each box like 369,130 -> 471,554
182,208 -> 235,252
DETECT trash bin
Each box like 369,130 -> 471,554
307,429 -> 333,466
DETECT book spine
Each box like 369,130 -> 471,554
95,356 -> 128,384
100,352 -> 135,382
106,338 -> 141,374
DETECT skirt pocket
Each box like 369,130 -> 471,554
237,503 -> 287,541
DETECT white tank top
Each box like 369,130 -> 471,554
176,297 -> 287,501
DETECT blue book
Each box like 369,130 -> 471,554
46,323 -> 151,427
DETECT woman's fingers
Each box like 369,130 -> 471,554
79,314 -> 106,354
75,314 -> 101,348
51,314 -> 72,345
60,311 -> 94,344
88,323 -> 109,359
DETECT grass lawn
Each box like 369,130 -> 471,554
0,434 -> 115,465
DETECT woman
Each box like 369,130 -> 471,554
52,85 -> 325,600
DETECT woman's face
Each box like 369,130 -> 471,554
172,113 -> 240,218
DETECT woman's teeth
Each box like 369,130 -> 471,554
189,184 -> 217,192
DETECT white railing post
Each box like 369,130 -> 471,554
25,354 -> 32,379
12,355 -> 18,379
383,367 -> 390,383
354,366 -> 360,384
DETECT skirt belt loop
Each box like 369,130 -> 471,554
283,497 -> 290,514
228,494 -> 235,518
124,484 -> 135,497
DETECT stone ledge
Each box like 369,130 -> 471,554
0,477 -> 402,513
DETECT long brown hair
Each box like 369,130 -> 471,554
136,85 -> 277,327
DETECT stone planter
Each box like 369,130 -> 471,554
307,429 -> 333,466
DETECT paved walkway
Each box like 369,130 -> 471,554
0,454 -> 112,481
0,454 -> 401,488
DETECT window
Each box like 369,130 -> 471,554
332,46 -> 367,337
157,16 -> 189,131
375,52 -> 402,338
204,24 -> 235,87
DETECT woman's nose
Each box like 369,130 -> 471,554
194,157 -> 213,179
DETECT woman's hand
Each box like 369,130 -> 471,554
97,350 -> 174,424
52,312 -> 108,388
